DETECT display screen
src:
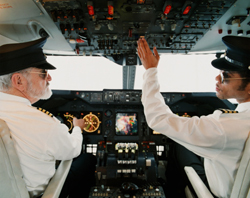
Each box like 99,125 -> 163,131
115,113 -> 138,135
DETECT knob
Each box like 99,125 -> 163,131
237,30 -> 243,36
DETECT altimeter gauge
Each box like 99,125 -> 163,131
83,112 -> 101,133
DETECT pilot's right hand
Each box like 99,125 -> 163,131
137,37 -> 160,70
73,117 -> 85,131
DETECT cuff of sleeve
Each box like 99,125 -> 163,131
143,67 -> 158,81
72,126 -> 82,133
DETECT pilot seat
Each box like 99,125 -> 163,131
0,118 -> 72,198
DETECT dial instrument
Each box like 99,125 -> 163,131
83,112 -> 101,133
63,113 -> 74,131
104,110 -> 112,117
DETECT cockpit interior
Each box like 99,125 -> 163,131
33,89 -> 235,197
1,0 -> 250,197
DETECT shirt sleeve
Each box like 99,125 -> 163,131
141,68 -> 226,159
45,121 -> 83,160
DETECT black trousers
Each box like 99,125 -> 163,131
59,153 -> 97,198
164,142 -> 209,198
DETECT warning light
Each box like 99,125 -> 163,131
108,5 -> 114,15
76,38 -> 85,43
137,0 -> 145,4
128,28 -> 132,37
87,2 -> 95,16
183,5 -> 191,14
107,1 -> 114,17
75,46 -> 80,55
163,5 -> 172,15
106,16 -> 113,20
87,5 -> 94,16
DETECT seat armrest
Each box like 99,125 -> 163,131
42,160 -> 72,198
184,166 -> 214,198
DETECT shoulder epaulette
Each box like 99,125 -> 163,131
218,108 -> 238,114
37,107 -> 54,117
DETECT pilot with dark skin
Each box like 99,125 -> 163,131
137,36 -> 250,197
0,38 -> 96,198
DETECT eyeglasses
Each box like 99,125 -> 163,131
220,72 -> 248,84
29,70 -> 49,80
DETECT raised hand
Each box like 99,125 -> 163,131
137,38 -> 160,70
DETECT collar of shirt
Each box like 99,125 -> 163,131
0,92 -> 31,106
235,101 -> 250,112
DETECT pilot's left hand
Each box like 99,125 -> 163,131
137,38 -> 160,70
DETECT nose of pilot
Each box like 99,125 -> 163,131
47,73 -> 52,81
215,73 -> 221,83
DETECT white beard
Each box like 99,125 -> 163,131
27,83 -> 52,101
40,87 -> 53,100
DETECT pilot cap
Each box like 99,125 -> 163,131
212,36 -> 250,71
0,37 -> 56,76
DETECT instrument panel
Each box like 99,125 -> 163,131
57,111 -> 102,134
33,89 -> 235,197
34,89 -> 235,145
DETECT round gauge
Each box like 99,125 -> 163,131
105,119 -> 112,127
63,114 -> 74,131
104,129 -> 110,136
104,110 -> 112,117
83,112 -> 101,133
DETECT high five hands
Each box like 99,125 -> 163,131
137,37 -> 160,70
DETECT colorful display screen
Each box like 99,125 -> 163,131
115,113 -> 138,135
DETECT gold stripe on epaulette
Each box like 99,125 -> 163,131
37,107 -> 54,117
219,108 -> 238,113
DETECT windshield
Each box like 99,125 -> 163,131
47,54 -> 219,92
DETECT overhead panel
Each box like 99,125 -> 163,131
39,0 -> 237,63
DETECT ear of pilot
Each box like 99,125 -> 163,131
0,35 -> 250,198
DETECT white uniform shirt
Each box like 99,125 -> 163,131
142,68 -> 250,198
0,92 -> 82,192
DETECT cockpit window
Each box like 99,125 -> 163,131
47,54 -> 218,93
